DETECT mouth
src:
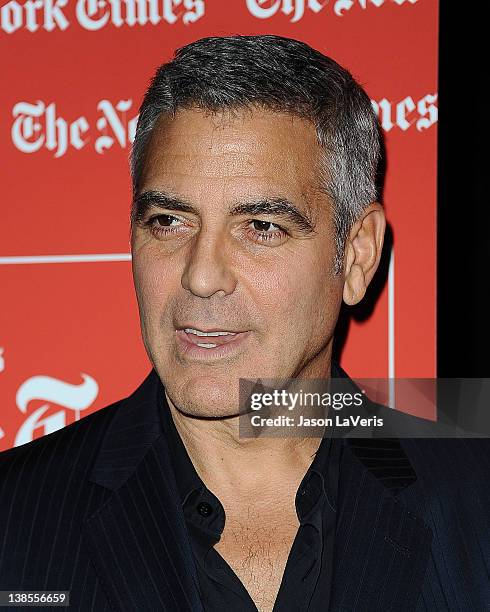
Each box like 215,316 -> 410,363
175,326 -> 251,360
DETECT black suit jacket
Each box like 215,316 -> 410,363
1,365 -> 489,611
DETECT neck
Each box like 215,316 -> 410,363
164,359 -> 332,503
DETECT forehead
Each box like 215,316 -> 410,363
139,106 -> 324,200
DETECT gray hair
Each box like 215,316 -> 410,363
130,35 -> 381,273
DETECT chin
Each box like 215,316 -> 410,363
165,374 -> 242,418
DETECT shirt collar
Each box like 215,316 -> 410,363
295,433 -> 341,522
158,381 -> 203,506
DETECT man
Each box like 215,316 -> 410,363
1,35 -> 489,612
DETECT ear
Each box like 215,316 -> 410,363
342,202 -> 386,306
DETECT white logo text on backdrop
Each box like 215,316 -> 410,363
14,373 -> 98,446
0,0 -> 204,33
246,0 -> 418,22
11,95 -> 438,158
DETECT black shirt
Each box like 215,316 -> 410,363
158,382 -> 342,611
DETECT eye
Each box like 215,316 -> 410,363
247,219 -> 287,243
146,214 -> 187,238
154,214 -> 181,227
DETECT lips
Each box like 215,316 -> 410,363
182,330 -> 239,346
175,328 -> 251,361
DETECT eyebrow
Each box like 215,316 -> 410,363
131,189 -> 315,234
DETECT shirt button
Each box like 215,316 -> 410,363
197,501 -> 213,517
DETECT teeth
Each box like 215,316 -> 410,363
184,328 -> 236,337
196,343 -> 218,348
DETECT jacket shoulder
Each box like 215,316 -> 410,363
352,400 -> 490,492
0,370 -> 157,482
375,403 -> 490,483
400,436 -> 490,484
0,397 -> 123,480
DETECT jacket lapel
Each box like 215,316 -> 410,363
81,370 -> 204,612
328,438 -> 432,611
329,363 -> 433,611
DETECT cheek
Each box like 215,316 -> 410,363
276,258 -> 340,348
132,253 -> 176,322
248,248 -> 337,326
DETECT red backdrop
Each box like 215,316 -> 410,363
0,0 -> 438,449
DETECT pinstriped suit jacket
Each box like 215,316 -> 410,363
1,365 -> 489,611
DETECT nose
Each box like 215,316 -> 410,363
181,228 -> 237,298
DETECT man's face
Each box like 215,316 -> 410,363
131,107 -> 344,417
